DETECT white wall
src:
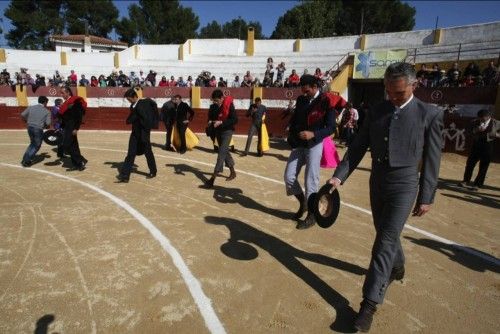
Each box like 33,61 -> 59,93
190,39 -> 241,56
301,35 -> 360,53
66,52 -> 114,68
441,22 -> 500,45
254,40 -> 295,55
137,45 -> 179,60
6,49 -> 60,67
365,29 -> 435,49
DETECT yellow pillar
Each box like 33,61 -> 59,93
360,35 -> 367,51
114,52 -> 119,68
293,39 -> 301,52
134,45 -> 138,59
15,85 -> 28,107
134,86 -> 143,98
60,52 -> 67,65
252,87 -> 263,101
191,86 -> 201,109
330,65 -> 351,94
76,86 -> 87,100
0,49 -> 6,63
188,40 -> 192,54
178,44 -> 184,61
247,27 -> 255,56
433,29 -> 443,44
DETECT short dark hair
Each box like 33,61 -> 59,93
54,98 -> 63,106
211,89 -> 223,99
384,62 -> 416,83
124,88 -> 138,98
300,74 -> 319,87
38,96 -> 48,104
477,109 -> 491,117
254,97 -> 262,103
174,94 -> 182,99
61,86 -> 73,96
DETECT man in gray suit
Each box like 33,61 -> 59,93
20,96 -> 50,167
327,62 -> 443,332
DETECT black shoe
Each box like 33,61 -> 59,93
179,149 -> 186,154
116,175 -> 129,183
21,160 -> 31,167
77,162 -> 86,171
241,152 -> 248,157
389,266 -> 405,283
226,168 -> 236,181
296,213 -> 316,230
354,299 -> 377,332
257,151 -> 263,157
146,172 -> 157,179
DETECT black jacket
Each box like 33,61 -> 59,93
61,100 -> 85,130
175,101 -> 194,126
126,98 -> 159,131
208,103 -> 238,132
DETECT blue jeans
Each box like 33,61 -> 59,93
22,126 -> 43,164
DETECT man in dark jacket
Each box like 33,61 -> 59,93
161,98 -> 176,151
328,62 -> 443,332
173,94 -> 194,154
116,89 -> 158,183
284,74 -> 346,229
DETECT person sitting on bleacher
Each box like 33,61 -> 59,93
482,61 -> 498,86
463,62 -> 480,78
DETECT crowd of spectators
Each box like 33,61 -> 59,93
415,61 -> 499,88
1,59 -> 497,92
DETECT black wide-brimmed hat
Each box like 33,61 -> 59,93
43,129 -> 62,146
311,183 -> 341,228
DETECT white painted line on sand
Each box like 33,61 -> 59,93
0,162 -> 226,334
1,142 -> 499,267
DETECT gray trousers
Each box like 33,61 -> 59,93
284,141 -> 323,200
364,162 -> 418,304
214,129 -> 235,174
244,122 -> 262,154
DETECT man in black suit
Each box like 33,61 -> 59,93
117,89 -> 158,183
327,62 -> 443,332
173,94 -> 194,154
161,97 -> 176,151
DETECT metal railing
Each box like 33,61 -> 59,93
405,40 -> 500,64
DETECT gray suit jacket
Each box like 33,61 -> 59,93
334,97 -> 443,204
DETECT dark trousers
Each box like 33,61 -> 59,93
22,126 -> 43,163
244,122 -> 262,154
364,162 -> 418,304
177,123 -> 188,152
62,126 -> 85,167
343,127 -> 355,146
214,129 -> 235,174
463,140 -> 493,187
164,121 -> 174,147
121,130 -> 157,179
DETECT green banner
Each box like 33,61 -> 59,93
353,50 -> 408,79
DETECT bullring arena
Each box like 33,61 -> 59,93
1,22 -> 500,334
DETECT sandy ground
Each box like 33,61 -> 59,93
0,130 -> 498,334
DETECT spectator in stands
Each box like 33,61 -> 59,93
1,69 -> 10,85
209,75 -> 217,87
186,76 -> 194,87
276,62 -> 286,82
416,64 -> 429,87
288,69 -> 300,87
459,109 -> 499,190
446,62 -> 461,82
429,63 -> 442,87
79,74 -> 89,87
20,95 -> 51,167
107,74 -> 117,87
90,76 -> 98,87
262,72 -> 272,87
482,61 -> 498,86
273,78 -> 284,87
242,71 -> 253,88
266,57 -> 275,83
314,67 -> 322,79
177,76 -> 187,87
463,74 -> 475,87
129,71 -> 138,83
463,62 -> 480,78
217,77 -> 227,87
98,75 -> 107,87
302,69 -> 309,78
35,74 -> 46,87
474,75 -> 485,87
69,70 -> 77,86
231,76 -> 240,88
159,76 -> 168,87
168,75 -> 177,87
340,102 -> 359,146
53,70 -> 63,86
138,70 -> 146,85
146,70 -> 157,86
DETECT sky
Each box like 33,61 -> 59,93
0,0 -> 499,44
